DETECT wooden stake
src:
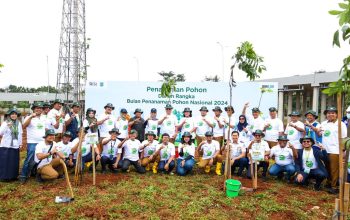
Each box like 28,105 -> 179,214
337,93 -> 344,220
254,163 -> 258,189
92,144 -> 96,186
335,198 -> 340,220
344,183 -> 349,217
74,129 -> 84,186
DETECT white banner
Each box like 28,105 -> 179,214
85,81 -> 278,120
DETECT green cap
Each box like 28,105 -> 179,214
43,129 -> 56,138
63,131 -> 72,137
199,106 -> 209,112
300,135 -> 315,145
165,104 -> 173,109
252,107 -> 260,112
145,131 -> 156,137
182,131 -> 192,137
31,102 -> 44,110
6,108 -> 21,117
134,108 -> 143,114
129,129 -> 138,135
72,102 -> 81,107
304,110 -> 318,119
53,99 -> 64,105
277,135 -> 289,141
205,131 -> 213,136
324,106 -> 337,115
104,103 -> 115,110
253,129 -> 265,137
288,111 -> 301,117
269,107 -> 277,112
109,128 -> 121,134
212,106 -> 222,112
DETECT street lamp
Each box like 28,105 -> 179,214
133,56 -> 140,81
216,42 -> 224,82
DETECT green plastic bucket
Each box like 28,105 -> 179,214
225,179 -> 241,198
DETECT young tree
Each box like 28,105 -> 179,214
158,71 -> 186,82
204,75 -> 220,82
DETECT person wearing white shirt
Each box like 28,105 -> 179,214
116,108 -> 130,141
144,108 -> 159,138
34,129 -> 65,181
177,107 -> 195,139
268,135 -> 297,181
212,106 -> 225,146
64,102 -> 81,140
20,102 -> 47,183
227,131 -> 248,177
295,136 -> 328,191
158,104 -> 178,143
101,128 -> 122,173
153,133 -> 176,174
263,107 -> 284,148
247,130 -> 271,181
318,106 -> 347,193
223,105 -> 236,140
197,131 -> 222,175
46,99 -> 65,142
97,103 -> 117,141
236,115 -> 252,148
192,106 -> 214,158
139,131 -> 160,173
0,109 -> 23,181
241,103 -> 265,135
55,131 -> 75,168
118,130 -> 146,174
285,111 -> 305,151
176,132 -> 196,176
83,108 -> 99,136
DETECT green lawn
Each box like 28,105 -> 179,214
0,170 -> 336,220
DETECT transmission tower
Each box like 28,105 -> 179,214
56,0 -> 87,102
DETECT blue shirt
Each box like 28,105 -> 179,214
305,121 -> 322,144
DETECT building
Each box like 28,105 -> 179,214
258,71 -> 343,122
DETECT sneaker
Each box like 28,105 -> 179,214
327,188 -> 339,195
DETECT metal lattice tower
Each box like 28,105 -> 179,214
56,0 -> 87,102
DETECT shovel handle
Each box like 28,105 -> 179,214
60,159 -> 74,199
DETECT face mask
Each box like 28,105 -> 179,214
347,113 -> 350,119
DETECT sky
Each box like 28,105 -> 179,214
0,0 -> 349,88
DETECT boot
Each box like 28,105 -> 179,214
205,165 -> 211,173
152,162 -> 158,174
216,162 -> 222,176
146,163 -> 151,171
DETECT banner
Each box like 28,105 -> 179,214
85,81 -> 278,120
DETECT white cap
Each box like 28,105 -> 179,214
347,106 -> 350,112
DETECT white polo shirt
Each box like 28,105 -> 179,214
116,118 -> 129,139
25,115 -> 46,143
47,109 -> 65,133
159,114 -> 178,136
264,118 -> 284,142
247,115 -> 265,133
212,115 -> 225,137
145,119 -> 159,135
179,117 -> 195,136
195,115 -> 213,137
98,113 -> 117,138
320,120 -> 347,154
270,145 -> 294,166
122,139 -> 141,161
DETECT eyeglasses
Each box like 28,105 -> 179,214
166,108 -> 172,110
302,140 -> 311,143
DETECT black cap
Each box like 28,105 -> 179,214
151,108 -> 157,113
288,111 -> 301,117
252,107 -> 260,113
86,108 -> 96,115
205,131 -> 213,136
120,108 -> 128,113
304,110 -> 318,119
104,103 -> 115,110
224,106 -> 234,112
253,129 -> 265,137
63,131 -> 72,137
134,108 -> 143,114
199,106 -> 209,112
324,106 -> 337,115
165,104 -> 173,109
212,106 -> 222,112
269,107 -> 277,112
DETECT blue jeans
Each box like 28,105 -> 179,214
176,158 -> 195,176
269,163 -> 296,179
158,160 -> 175,174
20,143 -> 38,179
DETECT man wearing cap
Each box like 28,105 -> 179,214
242,102 -> 265,134
158,104 -> 178,143
42,102 -> 51,120
285,111 -> 305,153
247,130 -> 270,181
140,131 -> 160,173
118,130 -> 145,173
153,133 -> 176,174
101,128 -> 123,173
116,108 -> 130,141
227,131 -> 248,177
318,106 -> 347,194
178,107 -> 195,138
269,135 -> 296,182
212,106 -> 225,146
193,106 -> 214,149
263,107 -> 284,148
128,108 -> 146,142
65,102 -> 81,140
197,131 -> 222,175
55,131 -> 75,168
20,102 -> 47,182
144,108 -> 159,137
0,109 -> 23,181
34,129 -> 65,181
98,103 -> 117,140
304,110 -> 322,144
46,99 -> 65,142
295,136 -> 328,191
223,106 -> 236,141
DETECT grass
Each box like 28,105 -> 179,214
0,170 -> 337,220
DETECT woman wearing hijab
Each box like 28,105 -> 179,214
0,109 -> 23,181
236,115 -> 252,147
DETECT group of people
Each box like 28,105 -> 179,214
0,99 -> 349,194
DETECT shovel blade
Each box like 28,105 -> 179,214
55,196 -> 74,203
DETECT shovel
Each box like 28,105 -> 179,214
55,159 -> 74,203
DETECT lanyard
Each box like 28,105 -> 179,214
110,140 -> 116,154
